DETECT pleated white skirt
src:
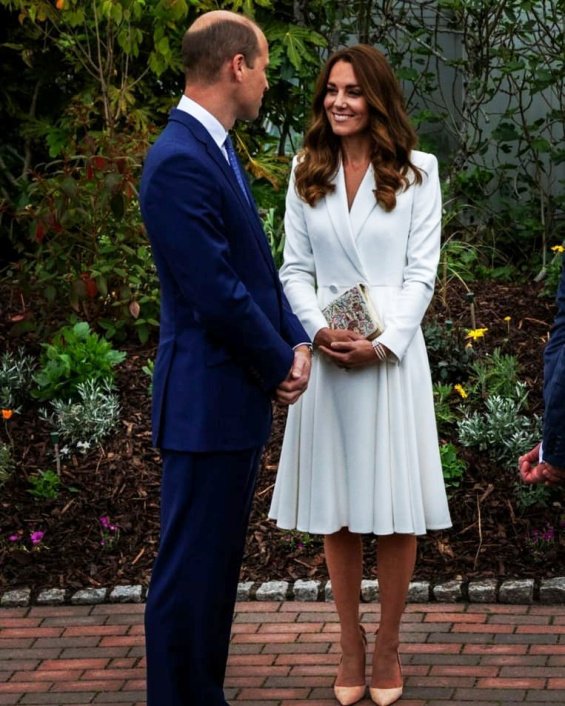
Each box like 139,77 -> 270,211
268,328 -> 452,536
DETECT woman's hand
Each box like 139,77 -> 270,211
313,327 -> 363,349
314,327 -> 389,369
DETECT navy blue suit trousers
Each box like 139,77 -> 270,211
145,448 -> 261,705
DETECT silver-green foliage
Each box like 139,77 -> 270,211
457,390 -> 541,467
0,349 -> 36,409
40,379 -> 120,453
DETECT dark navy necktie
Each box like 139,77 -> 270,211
224,135 -> 251,206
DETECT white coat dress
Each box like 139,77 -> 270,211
269,151 -> 452,536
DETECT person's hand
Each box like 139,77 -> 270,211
541,462 -> 565,484
518,443 -> 565,485
519,444 -> 544,483
274,345 -> 312,405
313,327 -> 363,349
314,327 -> 380,369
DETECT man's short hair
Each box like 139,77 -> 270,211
182,18 -> 261,84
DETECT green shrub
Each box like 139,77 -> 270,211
28,469 -> 61,500
424,320 -> 475,385
440,442 -> 467,490
0,442 -> 14,486
469,348 -> 521,399
433,383 -> 459,434
34,322 -> 125,401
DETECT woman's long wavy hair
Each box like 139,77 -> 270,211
295,45 -> 422,211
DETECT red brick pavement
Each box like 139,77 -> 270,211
1,601 -> 564,705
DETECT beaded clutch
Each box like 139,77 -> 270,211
321,283 -> 384,340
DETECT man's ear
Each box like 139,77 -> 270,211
230,53 -> 246,83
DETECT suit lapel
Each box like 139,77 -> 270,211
324,161 -> 368,280
168,110 -> 277,276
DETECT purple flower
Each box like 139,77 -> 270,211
8,534 -> 20,542
99,515 -> 119,532
30,530 -> 45,545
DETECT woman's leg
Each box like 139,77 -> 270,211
371,533 -> 417,687
324,528 -> 365,686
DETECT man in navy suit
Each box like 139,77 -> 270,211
519,254 -> 565,485
139,11 -> 311,705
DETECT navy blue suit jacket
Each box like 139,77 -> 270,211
543,254 -> 565,467
139,109 -> 308,451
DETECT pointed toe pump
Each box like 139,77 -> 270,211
370,648 -> 403,706
335,684 -> 367,706
369,684 -> 403,706
334,625 -> 367,706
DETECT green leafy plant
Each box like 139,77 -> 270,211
280,530 -> 321,552
469,349 -> 521,400
142,358 -> 154,396
424,320 -> 475,385
440,442 -> 467,490
262,207 -> 285,270
433,383 -> 459,434
0,442 -> 15,486
515,483 -> 553,512
0,349 -> 36,410
34,321 -> 125,401
40,379 -> 120,452
27,469 -> 61,500
542,248 -> 565,298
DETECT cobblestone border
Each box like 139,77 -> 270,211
2,577 -> 565,606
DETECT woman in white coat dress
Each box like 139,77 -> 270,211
269,45 -> 451,706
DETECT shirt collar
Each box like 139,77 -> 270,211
177,95 -> 228,155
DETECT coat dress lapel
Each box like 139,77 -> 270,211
349,164 -> 378,241
324,161 -> 374,282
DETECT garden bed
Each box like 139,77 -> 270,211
1,279 -> 563,594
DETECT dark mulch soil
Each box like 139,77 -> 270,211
1,279 -> 564,594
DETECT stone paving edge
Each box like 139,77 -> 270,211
1,576 -> 565,606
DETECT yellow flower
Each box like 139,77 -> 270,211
465,327 -> 488,341
454,384 -> 468,399
2,409 -> 13,420
551,245 -> 565,253
504,316 -> 511,322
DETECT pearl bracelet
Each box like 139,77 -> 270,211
371,340 -> 388,361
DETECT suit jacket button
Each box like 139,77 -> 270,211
329,284 -> 338,294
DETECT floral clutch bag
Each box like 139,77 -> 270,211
321,283 -> 384,340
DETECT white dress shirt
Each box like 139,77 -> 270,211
177,95 -> 229,162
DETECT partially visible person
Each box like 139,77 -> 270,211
519,254 -> 565,485
269,45 -> 451,706
139,10 -> 311,706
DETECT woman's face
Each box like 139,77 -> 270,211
323,60 -> 370,138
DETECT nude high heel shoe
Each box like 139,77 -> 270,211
369,650 -> 403,706
334,625 -> 367,706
